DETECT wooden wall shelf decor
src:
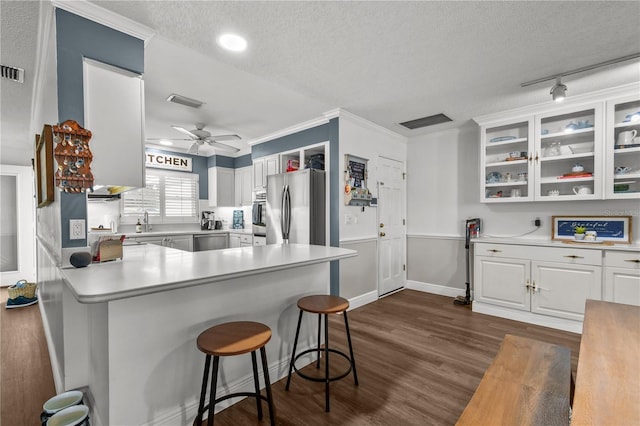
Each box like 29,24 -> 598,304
35,125 -> 55,207
53,120 -> 94,193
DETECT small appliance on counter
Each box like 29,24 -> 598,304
201,211 -> 215,230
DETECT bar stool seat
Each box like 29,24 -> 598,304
194,321 -> 275,426
286,295 -> 358,412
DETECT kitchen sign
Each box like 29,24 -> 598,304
551,215 -> 632,243
146,153 -> 192,172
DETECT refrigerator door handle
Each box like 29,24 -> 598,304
282,184 -> 291,242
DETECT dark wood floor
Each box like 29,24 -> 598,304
1,289 -> 581,426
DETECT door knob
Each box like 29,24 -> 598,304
379,223 -> 385,228
380,232 -> 386,237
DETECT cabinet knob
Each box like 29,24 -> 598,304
624,259 -> 640,263
379,223 -> 385,228
535,152 -> 539,162
488,249 -> 502,253
564,255 -> 584,259
380,232 -> 386,237
525,280 -> 531,290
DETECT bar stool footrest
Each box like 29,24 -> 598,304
292,348 -> 353,383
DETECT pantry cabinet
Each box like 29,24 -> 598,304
474,242 -> 602,327
476,83 -> 639,203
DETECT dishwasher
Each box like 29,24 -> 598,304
194,234 -> 228,251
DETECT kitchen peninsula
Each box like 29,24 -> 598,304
52,243 -> 356,426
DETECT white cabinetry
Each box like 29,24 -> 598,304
474,242 -> 602,330
229,233 -> 253,248
604,251 -> 640,306
229,234 -> 240,248
476,84 -> 640,203
605,94 -> 640,199
208,167 -> 235,206
279,144 -> 326,173
164,235 -> 193,252
83,58 -> 145,188
234,166 -> 253,206
253,155 -> 279,191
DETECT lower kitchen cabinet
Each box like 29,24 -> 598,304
474,242 -> 603,328
164,235 -> 193,252
604,251 -> 640,306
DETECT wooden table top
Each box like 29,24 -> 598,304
571,300 -> 640,425
456,334 -> 570,426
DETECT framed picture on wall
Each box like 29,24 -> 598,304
551,215 -> 632,244
35,125 -> 54,207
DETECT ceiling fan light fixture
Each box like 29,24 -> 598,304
159,139 -> 173,146
550,77 -> 567,102
217,33 -> 247,52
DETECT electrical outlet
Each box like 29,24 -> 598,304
534,218 -> 541,227
70,219 -> 86,240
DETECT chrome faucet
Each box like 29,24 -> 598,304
143,210 -> 151,232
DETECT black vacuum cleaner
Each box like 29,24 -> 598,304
454,218 -> 481,306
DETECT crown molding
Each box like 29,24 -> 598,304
50,0 -> 155,46
248,116 -> 331,146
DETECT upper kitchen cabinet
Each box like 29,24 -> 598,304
481,118 -> 534,202
83,58 -> 145,189
253,154 -> 279,191
209,167 -> 235,206
476,84 -> 639,203
279,143 -> 326,173
235,166 -> 253,206
535,103 -> 603,200
605,94 -> 640,199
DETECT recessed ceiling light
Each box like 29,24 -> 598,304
217,33 -> 247,52
159,140 -> 173,146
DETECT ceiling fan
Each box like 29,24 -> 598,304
151,124 -> 241,154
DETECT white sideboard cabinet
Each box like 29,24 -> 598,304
604,251 -> 640,306
474,242 -> 603,332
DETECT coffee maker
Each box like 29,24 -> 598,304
201,211 -> 215,230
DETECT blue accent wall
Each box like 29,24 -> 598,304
234,154 -> 252,168
56,9 -> 144,248
250,120 -> 341,295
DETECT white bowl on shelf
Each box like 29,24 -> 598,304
569,142 -> 594,154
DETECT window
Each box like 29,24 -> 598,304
121,170 -> 198,224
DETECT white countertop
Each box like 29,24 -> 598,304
472,236 -> 640,252
91,229 -> 252,238
61,243 -> 356,303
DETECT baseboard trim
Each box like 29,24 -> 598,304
347,290 -> 379,310
37,288 -> 64,394
472,301 -> 584,334
405,280 -> 462,298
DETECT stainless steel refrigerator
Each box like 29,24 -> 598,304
266,169 -> 325,245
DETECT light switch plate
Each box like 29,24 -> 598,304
70,219 -> 86,240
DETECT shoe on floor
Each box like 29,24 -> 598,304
6,295 -> 38,309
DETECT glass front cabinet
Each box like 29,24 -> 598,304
477,84 -> 639,203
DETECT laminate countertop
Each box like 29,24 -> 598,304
472,237 -> 640,252
60,243 -> 356,304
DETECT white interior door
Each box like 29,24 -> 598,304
377,157 -> 405,296
0,165 -> 36,285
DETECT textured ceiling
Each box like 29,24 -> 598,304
1,1 -> 640,162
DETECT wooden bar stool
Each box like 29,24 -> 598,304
194,321 -> 275,426
285,295 -> 358,412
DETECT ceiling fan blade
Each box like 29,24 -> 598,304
147,137 -> 193,141
204,140 -> 240,153
187,141 -> 199,154
209,134 -> 241,142
171,125 -> 199,139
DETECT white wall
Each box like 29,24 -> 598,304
408,122 -> 640,241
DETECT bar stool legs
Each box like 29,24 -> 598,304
286,296 -> 358,413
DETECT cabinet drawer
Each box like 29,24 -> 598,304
605,251 -> 640,269
240,234 -> 252,244
475,243 -> 602,266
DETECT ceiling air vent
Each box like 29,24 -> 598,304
1,65 -> 24,83
166,93 -> 204,109
399,113 -> 452,130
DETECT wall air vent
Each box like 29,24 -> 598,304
1,65 -> 24,83
399,113 -> 452,130
166,93 -> 204,109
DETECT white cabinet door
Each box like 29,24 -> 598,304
253,159 -> 265,190
83,58 -> 145,188
531,261 -> 602,321
229,234 -> 240,248
604,267 -> 640,306
265,155 -> 279,176
605,94 -> 640,199
475,256 -> 531,311
234,166 -> 253,206
208,167 -> 235,206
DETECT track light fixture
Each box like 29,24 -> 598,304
550,77 -> 567,102
520,52 -> 640,103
